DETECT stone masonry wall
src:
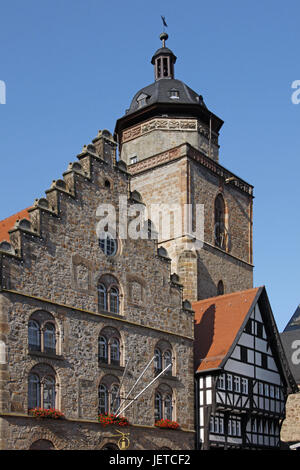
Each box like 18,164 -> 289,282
281,386 -> 300,444
0,131 -> 194,450
130,144 -> 253,301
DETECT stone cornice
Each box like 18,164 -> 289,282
130,143 -> 254,198
0,412 -> 195,433
1,288 -> 194,342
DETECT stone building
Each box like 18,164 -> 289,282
280,306 -> 300,448
115,32 -> 254,303
0,31 -> 296,450
0,130 -> 195,450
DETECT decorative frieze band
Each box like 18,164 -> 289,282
122,118 -> 218,145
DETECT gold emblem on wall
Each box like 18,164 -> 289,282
110,429 -> 130,450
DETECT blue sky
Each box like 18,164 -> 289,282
0,0 -> 299,332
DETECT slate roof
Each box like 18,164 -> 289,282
280,305 -> 300,383
126,78 -> 206,115
283,305 -> 300,332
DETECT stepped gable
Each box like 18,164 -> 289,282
0,130 -> 193,315
0,129 -> 126,259
0,208 -> 31,242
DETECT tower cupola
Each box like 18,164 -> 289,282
151,32 -> 177,80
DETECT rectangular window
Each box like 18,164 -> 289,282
264,383 -> 269,397
228,417 -> 241,437
226,374 -> 233,391
240,346 -> 248,363
256,322 -> 263,338
241,378 -> 248,394
217,373 -> 226,390
130,156 -> 138,164
261,353 -> 268,369
210,415 -> 224,434
234,376 -> 241,393
209,416 -> 214,433
219,417 -> 224,434
244,319 -> 251,334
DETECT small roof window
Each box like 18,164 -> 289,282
137,93 -> 149,108
169,89 -> 179,99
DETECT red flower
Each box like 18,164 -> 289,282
29,408 -> 64,419
155,419 -> 179,430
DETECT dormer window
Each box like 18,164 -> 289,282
137,93 -> 148,108
130,156 -> 138,164
169,89 -> 179,99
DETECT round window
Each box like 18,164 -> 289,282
99,232 -> 117,256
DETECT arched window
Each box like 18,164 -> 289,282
98,284 -> 107,311
98,379 -> 120,415
28,365 -> 57,411
154,348 -> 162,374
99,384 -> 108,414
99,232 -> 117,257
109,287 -> 119,314
99,336 -> 108,364
28,374 -> 40,409
43,323 -> 56,354
214,194 -> 226,250
154,341 -> 175,376
110,384 -> 120,414
98,276 -> 121,314
28,320 -> 41,351
28,312 -> 59,356
43,376 -> 56,409
155,392 -> 163,421
98,328 -> 122,366
110,338 -> 120,366
154,387 -> 174,423
163,350 -> 172,376
217,280 -> 224,296
164,394 -> 173,420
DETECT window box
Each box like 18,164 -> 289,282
98,413 -> 130,427
29,408 -> 64,419
155,419 -> 179,430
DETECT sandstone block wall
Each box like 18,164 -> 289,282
281,386 -> 300,444
130,143 -> 253,301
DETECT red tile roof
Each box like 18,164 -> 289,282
0,208 -> 31,242
193,287 -> 261,373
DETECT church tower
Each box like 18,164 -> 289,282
115,33 -> 254,302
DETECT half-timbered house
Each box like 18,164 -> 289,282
193,287 -> 298,450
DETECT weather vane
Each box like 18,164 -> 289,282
161,15 -> 168,31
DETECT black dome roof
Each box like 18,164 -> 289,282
126,78 -> 206,116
